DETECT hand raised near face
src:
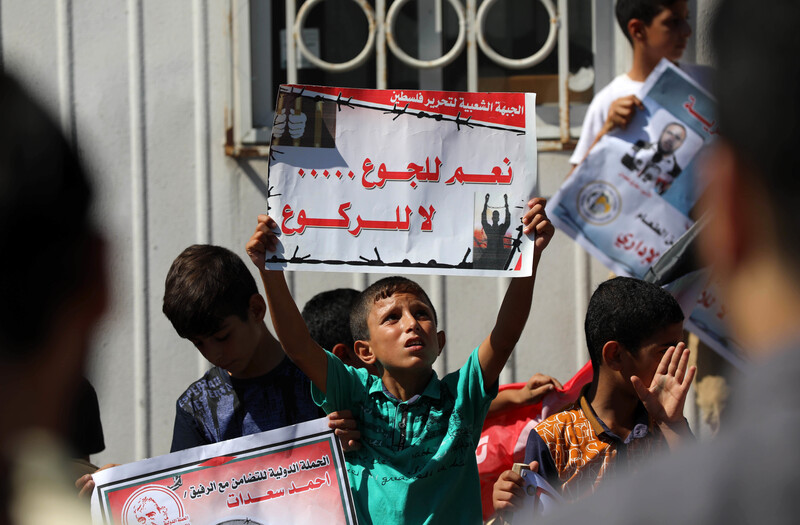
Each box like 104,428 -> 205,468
631,342 -> 696,426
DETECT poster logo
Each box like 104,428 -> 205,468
577,181 -> 621,225
122,485 -> 190,525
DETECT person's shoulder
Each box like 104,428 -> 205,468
443,345 -> 484,382
534,401 -> 582,435
272,353 -> 373,391
176,367 -> 232,406
271,355 -> 311,381
590,74 -> 643,105
317,349 -> 373,393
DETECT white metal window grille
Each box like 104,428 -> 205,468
227,0 -> 602,157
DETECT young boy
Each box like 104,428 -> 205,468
76,262 -> 363,496
163,244 -> 325,452
492,277 -> 695,514
301,287 -> 378,375
246,198 -> 554,524
570,0 -> 710,168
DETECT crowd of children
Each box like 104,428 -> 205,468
69,0 -> 726,523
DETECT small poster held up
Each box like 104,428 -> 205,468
549,59 -> 716,278
90,418 -> 357,525
266,85 -> 538,277
548,60 -> 745,365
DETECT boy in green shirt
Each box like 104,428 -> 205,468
246,198 -> 553,524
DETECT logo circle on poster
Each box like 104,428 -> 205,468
577,181 -> 622,225
121,484 -> 189,525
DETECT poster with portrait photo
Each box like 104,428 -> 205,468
549,59 -> 717,279
90,418 -> 356,525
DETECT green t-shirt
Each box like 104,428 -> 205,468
312,347 -> 497,525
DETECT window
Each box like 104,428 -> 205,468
228,0 -> 614,156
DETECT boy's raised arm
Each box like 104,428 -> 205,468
478,197 -> 554,387
246,214 -> 329,393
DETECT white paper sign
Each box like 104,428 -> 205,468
90,418 -> 357,525
266,85 -> 538,276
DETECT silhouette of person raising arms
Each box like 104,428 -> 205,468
480,194 -> 511,268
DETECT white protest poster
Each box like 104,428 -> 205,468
547,61 -> 745,364
90,418 -> 357,525
667,272 -> 746,367
549,59 -> 716,279
266,85 -> 538,276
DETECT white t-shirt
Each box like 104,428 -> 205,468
569,63 -> 713,165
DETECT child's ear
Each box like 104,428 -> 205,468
249,293 -> 267,322
331,343 -> 349,363
353,340 -> 377,366
332,343 -> 361,368
437,330 -> 446,355
601,341 -> 624,371
627,19 -> 646,44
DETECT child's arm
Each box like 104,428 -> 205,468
487,373 -> 563,416
631,342 -> 696,449
477,198 -> 554,388
246,214 -> 329,393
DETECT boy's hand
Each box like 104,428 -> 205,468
631,342 -> 696,427
492,462 -> 539,513
603,95 -> 644,132
75,463 -> 118,498
522,197 -> 555,253
328,410 -> 362,453
516,373 -> 563,405
246,214 -> 280,270
488,374 -> 563,415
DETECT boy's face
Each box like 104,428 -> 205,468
640,1 -> 692,63
361,292 -> 443,374
623,321 -> 684,390
189,313 -> 263,378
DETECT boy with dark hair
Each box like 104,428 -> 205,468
302,287 -> 377,375
163,244 -> 323,452
246,198 -> 554,525
492,277 -> 695,513
539,2 -> 800,523
570,0 -> 708,168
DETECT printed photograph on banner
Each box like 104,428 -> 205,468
90,419 -> 356,525
266,85 -> 538,277
472,192 -> 526,271
548,59 -> 716,279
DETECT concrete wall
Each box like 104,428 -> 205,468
0,0 -> 715,466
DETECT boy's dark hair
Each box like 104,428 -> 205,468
302,288 -> 360,351
615,0 -> 681,43
350,276 -> 438,341
585,277 -> 683,370
713,0 -> 800,274
0,73 -> 94,359
163,245 -> 258,338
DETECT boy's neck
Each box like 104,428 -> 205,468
628,48 -> 677,82
586,373 -> 640,439
230,324 -> 285,379
380,368 -> 435,402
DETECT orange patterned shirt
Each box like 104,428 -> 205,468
524,388 -> 666,501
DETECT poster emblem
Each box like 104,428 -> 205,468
577,181 -> 621,225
